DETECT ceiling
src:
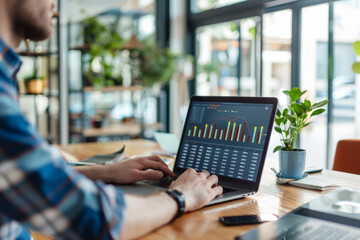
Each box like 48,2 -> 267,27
60,0 -> 154,23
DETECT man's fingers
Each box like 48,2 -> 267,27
206,174 -> 218,187
142,159 -> 175,177
211,186 -> 223,199
143,155 -> 168,167
198,170 -> 210,178
136,170 -> 164,180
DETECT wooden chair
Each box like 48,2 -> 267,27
30,231 -> 53,240
333,139 -> 360,175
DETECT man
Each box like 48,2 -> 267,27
0,0 -> 223,239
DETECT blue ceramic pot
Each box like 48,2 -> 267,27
279,149 -> 306,179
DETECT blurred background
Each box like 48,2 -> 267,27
16,0 -> 360,170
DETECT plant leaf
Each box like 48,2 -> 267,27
273,145 -> 283,153
284,129 -> 289,137
282,108 -> 288,116
282,90 -> 290,96
304,99 -> 311,109
303,122 -> 311,127
291,103 -> 303,116
288,87 -> 302,102
354,41 -> 360,56
311,108 -> 326,117
353,62 -> 360,74
276,108 -> 281,116
275,117 -> 282,126
288,115 -> 296,123
310,100 -> 328,110
275,126 -> 282,133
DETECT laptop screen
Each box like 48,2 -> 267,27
174,97 -> 277,185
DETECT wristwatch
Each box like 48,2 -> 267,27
166,189 -> 186,219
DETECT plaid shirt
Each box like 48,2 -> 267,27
0,38 -> 125,239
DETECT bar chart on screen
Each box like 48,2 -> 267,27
184,103 -> 270,148
187,117 -> 264,144
176,101 -> 273,181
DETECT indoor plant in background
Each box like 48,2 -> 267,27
81,16 -> 124,87
352,41 -> 360,74
24,72 -> 46,94
273,87 -> 328,179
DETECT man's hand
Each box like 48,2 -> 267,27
74,155 -> 175,184
101,155 -> 175,184
169,168 -> 223,212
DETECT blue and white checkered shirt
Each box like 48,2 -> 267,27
0,38 -> 125,240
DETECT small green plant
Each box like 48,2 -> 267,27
23,72 -> 45,82
273,87 -> 328,153
352,41 -> 360,74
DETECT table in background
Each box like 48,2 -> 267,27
58,139 -> 360,240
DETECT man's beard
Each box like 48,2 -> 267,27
13,11 -> 52,42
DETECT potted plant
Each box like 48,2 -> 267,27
273,87 -> 328,179
81,16 -> 124,87
24,73 -> 46,94
140,42 -> 176,88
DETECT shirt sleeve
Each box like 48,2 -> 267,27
0,81 -> 125,239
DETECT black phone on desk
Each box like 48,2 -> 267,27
219,213 -> 278,226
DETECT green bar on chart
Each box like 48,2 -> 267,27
252,126 -> 257,143
188,130 -> 191,136
208,125 -> 213,139
225,121 -> 231,140
258,126 -> 264,143
236,124 -> 242,141
193,126 -> 197,137
220,130 -> 223,140
243,134 -> 246,142
231,122 -> 236,141
214,129 -> 218,139
203,124 -> 208,138
198,130 -> 202,138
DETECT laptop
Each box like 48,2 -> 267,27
129,96 -> 278,205
237,188 -> 360,240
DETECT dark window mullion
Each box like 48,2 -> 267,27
256,16 -> 263,97
237,23 -> 242,96
291,5 -> 301,148
291,6 -> 301,89
187,0 -> 196,96
327,2 -> 334,169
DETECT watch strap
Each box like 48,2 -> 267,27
166,189 -> 185,220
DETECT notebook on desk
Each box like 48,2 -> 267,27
135,96 -> 278,205
237,188 -> 360,240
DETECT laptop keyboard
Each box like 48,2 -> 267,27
274,223 -> 359,240
141,175 -> 177,188
142,176 -> 237,194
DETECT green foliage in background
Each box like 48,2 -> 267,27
353,41 -> 360,74
82,16 -> 124,87
198,61 -> 220,82
273,87 -> 328,152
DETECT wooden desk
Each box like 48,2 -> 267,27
59,139 -> 360,240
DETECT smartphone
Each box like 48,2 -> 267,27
219,213 -> 278,226
305,167 -> 323,174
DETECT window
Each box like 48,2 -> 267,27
189,0 -> 360,168
193,0 -> 248,12
300,4 -> 329,168
195,18 -> 257,96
